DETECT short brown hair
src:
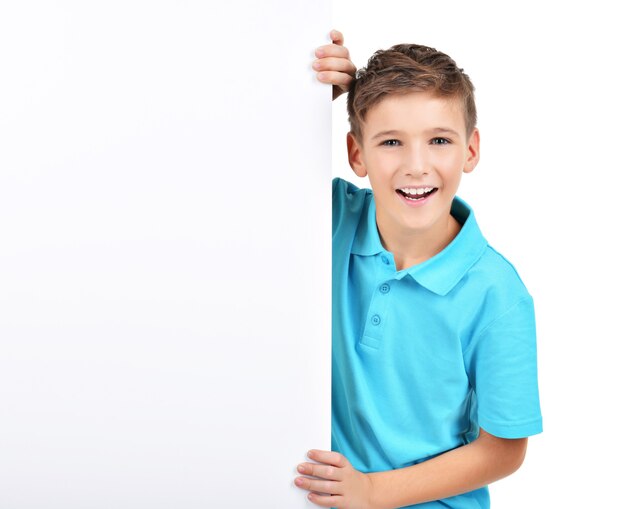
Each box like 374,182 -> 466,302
347,44 -> 477,142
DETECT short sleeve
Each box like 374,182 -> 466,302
463,296 -> 543,439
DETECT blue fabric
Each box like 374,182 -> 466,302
332,178 -> 542,509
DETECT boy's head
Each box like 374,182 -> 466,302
345,44 -> 481,245
347,44 -> 476,144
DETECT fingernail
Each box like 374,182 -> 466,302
313,61 -> 321,70
295,478 -> 304,486
315,48 -> 324,56
298,464 -> 305,473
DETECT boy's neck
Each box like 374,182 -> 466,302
376,213 -> 462,271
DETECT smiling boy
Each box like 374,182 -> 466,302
347,91 -> 478,269
294,32 -> 543,509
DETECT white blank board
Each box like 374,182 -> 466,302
0,2 -> 331,507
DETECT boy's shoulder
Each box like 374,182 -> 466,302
332,176 -> 370,202
480,244 -> 529,290
458,236 -> 533,325
469,242 -> 532,304
332,177 -> 372,234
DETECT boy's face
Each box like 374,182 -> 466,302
347,91 -> 480,241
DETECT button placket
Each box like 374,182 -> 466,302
361,276 -> 393,350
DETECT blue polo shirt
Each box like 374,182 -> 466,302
332,178 -> 542,509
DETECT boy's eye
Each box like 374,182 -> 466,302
431,137 -> 451,145
381,139 -> 401,146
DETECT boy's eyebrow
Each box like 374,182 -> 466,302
427,127 -> 461,137
370,127 -> 461,141
370,130 -> 403,141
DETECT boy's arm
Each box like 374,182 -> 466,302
295,428 -> 527,509
313,30 -> 356,100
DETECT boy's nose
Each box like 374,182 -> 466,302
404,146 -> 430,176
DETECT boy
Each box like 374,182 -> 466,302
294,31 -> 542,509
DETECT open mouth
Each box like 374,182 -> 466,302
396,187 -> 438,201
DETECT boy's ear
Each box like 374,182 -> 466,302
347,132 -> 368,178
463,128 -> 480,174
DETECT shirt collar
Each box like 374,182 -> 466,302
351,194 -> 488,296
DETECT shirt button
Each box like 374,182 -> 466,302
380,283 -> 390,294
371,314 -> 381,326
381,255 -> 390,265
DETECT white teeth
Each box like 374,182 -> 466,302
401,187 -> 433,195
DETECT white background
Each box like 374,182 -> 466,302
0,1 -> 330,508
332,0 -> 626,506
1,1 -> 624,507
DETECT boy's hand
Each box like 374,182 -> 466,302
294,449 -> 374,509
313,30 -> 357,100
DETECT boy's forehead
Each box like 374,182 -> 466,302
362,92 -> 466,136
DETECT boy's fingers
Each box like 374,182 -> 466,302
315,44 -> 350,59
330,29 -> 344,46
294,477 -> 341,495
313,56 -> 356,74
307,492 -> 343,508
297,462 -> 342,481
317,71 -> 354,88
308,449 -> 348,468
